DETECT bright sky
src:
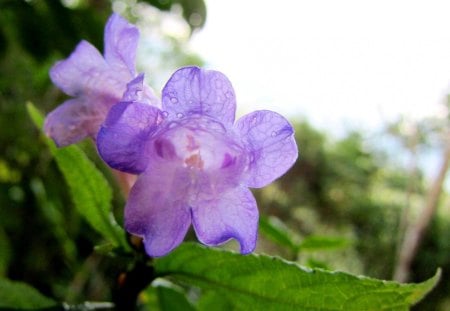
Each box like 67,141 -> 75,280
189,0 -> 450,133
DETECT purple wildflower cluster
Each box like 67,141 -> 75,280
45,14 -> 298,257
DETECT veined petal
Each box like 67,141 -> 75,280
122,74 -> 161,107
235,110 -> 298,188
191,186 -> 258,254
97,87 -> 161,173
47,14 -> 159,148
44,98 -> 108,147
162,66 -> 236,125
50,40 -> 107,97
125,162 -> 191,257
103,13 -> 139,76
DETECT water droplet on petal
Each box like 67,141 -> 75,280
271,131 -> 277,137
170,97 -> 178,104
162,111 -> 169,118
176,113 -> 184,118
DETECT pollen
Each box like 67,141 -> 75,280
184,153 -> 204,169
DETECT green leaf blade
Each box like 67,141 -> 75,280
156,285 -> 196,311
26,103 -> 127,248
155,243 -> 440,311
259,216 -> 298,251
298,235 -> 351,251
0,278 -> 57,309
52,146 -> 124,245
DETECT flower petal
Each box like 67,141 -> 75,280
235,110 -> 298,188
191,186 -> 258,254
122,73 -> 161,107
49,40 -> 107,97
162,66 -> 236,125
103,13 -> 139,76
125,162 -> 191,257
97,77 -> 161,174
44,98 -> 108,147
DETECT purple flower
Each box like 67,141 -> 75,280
97,66 -> 298,257
44,13 -> 159,147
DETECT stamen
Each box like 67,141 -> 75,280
184,153 -> 204,169
186,134 -> 200,151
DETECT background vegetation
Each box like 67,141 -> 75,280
0,0 -> 448,310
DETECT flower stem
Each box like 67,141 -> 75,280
113,259 -> 155,310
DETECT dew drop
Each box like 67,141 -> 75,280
170,97 -> 178,104
162,111 -> 169,118
271,131 -> 277,137
176,113 -> 184,118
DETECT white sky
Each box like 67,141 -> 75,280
189,0 -> 450,133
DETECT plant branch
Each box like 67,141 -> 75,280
393,141 -> 450,282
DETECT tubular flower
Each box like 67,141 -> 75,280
97,66 -> 298,257
44,13 -> 159,147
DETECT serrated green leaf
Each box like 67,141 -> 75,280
26,102 -> 127,248
299,235 -> 351,251
52,146 -> 127,247
0,278 -> 57,309
155,243 -> 440,311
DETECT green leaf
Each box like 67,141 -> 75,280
304,258 -> 331,270
156,284 -> 196,311
27,101 -> 45,129
155,243 -> 440,311
259,216 -> 298,251
0,278 -> 57,309
93,242 -> 116,255
197,291 -> 232,311
298,235 -> 351,251
26,102 -> 127,248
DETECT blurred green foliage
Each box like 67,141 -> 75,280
0,1 -> 448,310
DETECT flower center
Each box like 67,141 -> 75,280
153,117 -> 247,183
184,153 -> 204,169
